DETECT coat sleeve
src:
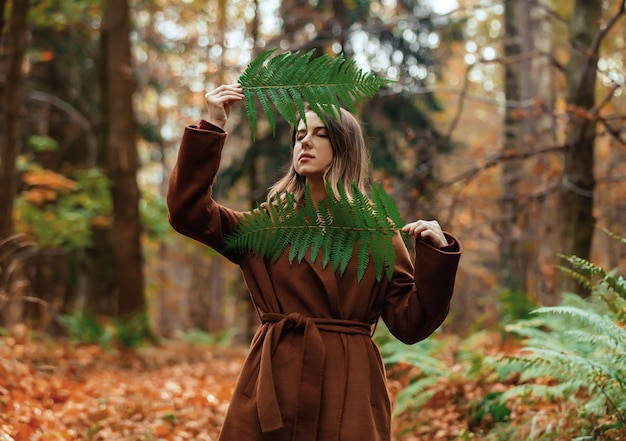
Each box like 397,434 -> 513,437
166,124 -> 243,262
382,233 -> 461,344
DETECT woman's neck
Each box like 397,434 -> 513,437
306,178 -> 327,204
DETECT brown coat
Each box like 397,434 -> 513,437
167,124 -> 462,441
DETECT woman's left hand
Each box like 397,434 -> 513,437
402,220 -> 448,248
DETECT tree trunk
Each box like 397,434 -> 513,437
555,0 -> 603,297
499,0 -> 528,294
0,0 -> 29,239
102,0 -> 145,316
0,0 -> 8,42
529,4 -> 559,305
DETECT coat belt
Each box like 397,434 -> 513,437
257,312 -> 372,440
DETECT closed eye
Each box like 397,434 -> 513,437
296,126 -> 328,141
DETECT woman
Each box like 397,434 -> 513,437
167,84 -> 461,441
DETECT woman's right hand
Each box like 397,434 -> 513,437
204,84 -> 244,129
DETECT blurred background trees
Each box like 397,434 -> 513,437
0,0 -> 625,339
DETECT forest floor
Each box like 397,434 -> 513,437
0,328 -> 624,441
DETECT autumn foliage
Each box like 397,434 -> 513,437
2,0 -> 626,439
0,330 -> 244,441
2,326 -> 624,440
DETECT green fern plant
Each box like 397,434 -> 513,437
223,181 -> 405,282
500,307 -> 626,432
373,323 -> 449,415
498,233 -> 626,436
239,49 -> 394,138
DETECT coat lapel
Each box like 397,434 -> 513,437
301,249 -> 343,317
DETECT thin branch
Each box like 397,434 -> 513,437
438,60 -> 474,151
574,0 -> 626,105
588,84 -> 621,117
0,293 -> 49,309
26,91 -> 98,167
589,0 -> 626,56
379,86 -> 501,107
440,144 -> 567,188
596,116 -> 626,145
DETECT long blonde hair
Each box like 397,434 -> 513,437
267,107 -> 371,202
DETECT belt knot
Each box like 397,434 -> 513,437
285,312 -> 308,329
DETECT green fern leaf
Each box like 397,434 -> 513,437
560,252 -> 626,301
356,233 -> 373,282
371,182 -> 404,227
532,306 -> 626,347
256,90 -> 276,137
223,181 -> 405,282
242,88 -> 258,137
501,303 -> 626,426
317,197 -> 334,269
239,49 -> 394,138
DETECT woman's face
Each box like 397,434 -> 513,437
293,111 -> 334,183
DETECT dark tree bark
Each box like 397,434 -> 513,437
102,0 -> 146,316
499,0 -> 528,294
0,0 -> 7,40
528,4 -> 559,306
0,0 -> 29,239
555,0 -> 624,296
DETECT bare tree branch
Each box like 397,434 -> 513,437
26,91 -> 99,167
575,0 -> 626,104
589,0 -> 626,55
438,61 -> 474,151
588,84 -> 621,117
596,115 -> 626,145
440,144 -> 567,188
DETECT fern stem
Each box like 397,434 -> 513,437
589,365 -> 626,427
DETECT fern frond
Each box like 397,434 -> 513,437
532,306 -> 626,348
602,227 -> 626,246
516,347 -> 612,379
500,234 -> 626,429
393,377 -> 439,416
563,329 -> 624,353
499,382 -> 573,402
371,181 -> 404,227
558,253 -> 607,289
373,323 -> 448,415
239,49 -> 394,138
501,305 -> 626,427
223,181 -> 405,282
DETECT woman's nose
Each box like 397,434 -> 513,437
301,134 -> 312,148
